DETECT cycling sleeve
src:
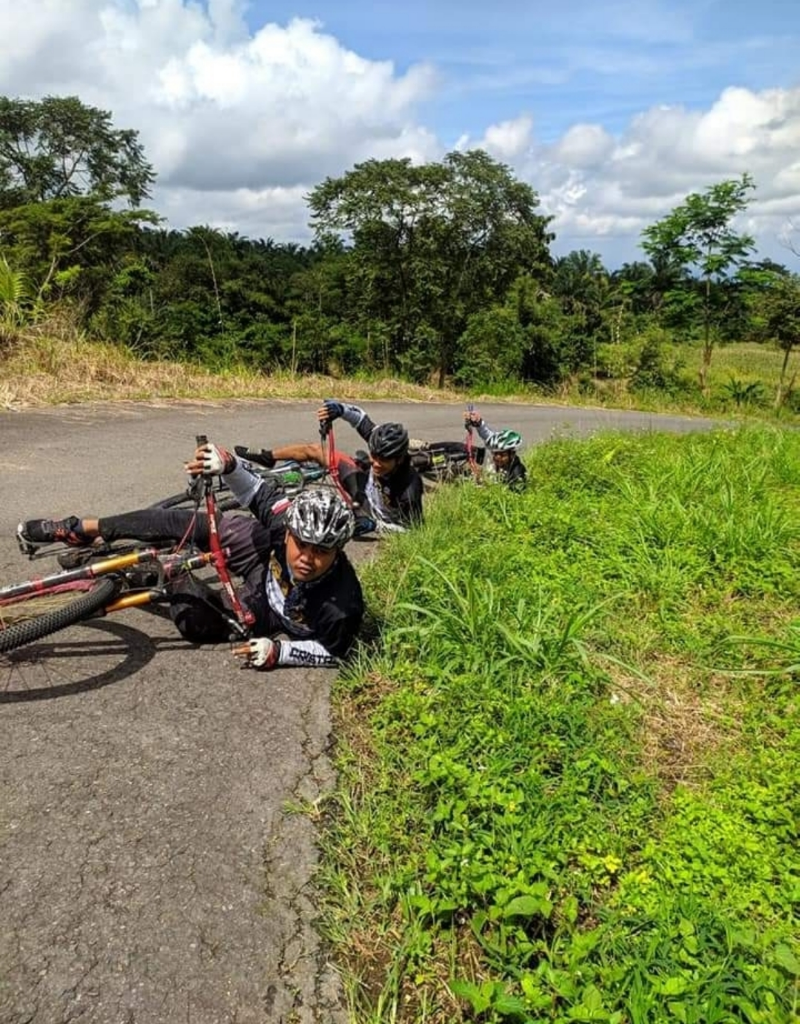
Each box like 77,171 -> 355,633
221,458 -> 264,508
339,406 -> 377,444
276,638 -> 338,669
222,460 -> 284,525
476,421 -> 494,443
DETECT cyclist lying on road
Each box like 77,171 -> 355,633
317,400 -> 424,533
236,439 -> 369,518
18,442 -> 364,671
463,408 -> 527,491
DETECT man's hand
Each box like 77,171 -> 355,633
464,410 -> 483,430
195,442 -> 236,476
318,399 -> 344,425
246,637 -> 280,669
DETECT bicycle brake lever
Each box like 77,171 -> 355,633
185,432 -> 210,499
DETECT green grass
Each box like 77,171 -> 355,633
4,322 -> 799,429
320,425 -> 800,1023
699,342 -> 793,388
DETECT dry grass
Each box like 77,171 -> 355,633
605,656 -> 744,791
0,326 -> 522,411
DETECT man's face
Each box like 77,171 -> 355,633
285,531 -> 337,581
370,453 -> 398,478
492,451 -> 513,471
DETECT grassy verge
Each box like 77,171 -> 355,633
0,326 -> 463,409
2,327 -> 798,428
321,426 -> 800,1023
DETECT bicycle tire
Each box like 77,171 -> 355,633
0,577 -> 121,654
148,461 -> 301,513
148,490 -> 242,513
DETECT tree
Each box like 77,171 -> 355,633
453,306 -> 527,388
762,272 -> 800,408
0,196 -> 158,315
552,250 -> 611,368
640,174 -> 756,390
307,150 -> 554,386
0,95 -> 155,209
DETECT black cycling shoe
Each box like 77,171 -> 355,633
234,445 -> 275,468
18,516 -> 91,549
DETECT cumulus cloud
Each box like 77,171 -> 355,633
0,0 -> 438,240
0,1 -> 799,263
478,116 -> 534,161
468,85 -> 800,259
550,124 -> 615,169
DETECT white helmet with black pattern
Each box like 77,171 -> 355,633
486,428 -> 522,452
286,488 -> 355,549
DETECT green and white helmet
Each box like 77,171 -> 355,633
486,429 -> 522,452
286,489 -> 355,549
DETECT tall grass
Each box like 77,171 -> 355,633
3,319 -> 799,426
321,426 -> 800,1023
0,322 -> 464,409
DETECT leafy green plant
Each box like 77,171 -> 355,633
721,375 -> 767,407
321,426 -> 800,1023
0,254 -> 37,328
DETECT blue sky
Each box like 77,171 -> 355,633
2,0 -> 799,266
244,0 -> 800,143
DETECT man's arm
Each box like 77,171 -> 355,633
319,400 -> 376,444
275,638 -> 339,668
247,603 -> 362,669
190,442 -> 271,511
271,442 -> 325,466
399,471 -> 424,525
378,470 -> 423,531
506,460 -> 528,492
241,636 -> 338,670
475,420 -> 494,444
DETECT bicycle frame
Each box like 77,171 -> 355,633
465,402 -> 481,481
193,433 -> 255,631
3,435 -> 258,655
318,421 -> 356,507
1,546 -> 217,613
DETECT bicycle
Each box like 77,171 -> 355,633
150,453 -> 327,513
1,435 -> 254,697
228,434 -> 475,490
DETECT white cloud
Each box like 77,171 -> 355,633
0,0 -> 438,240
550,124 -> 615,169
0,2 -> 799,264
479,115 -> 533,161
484,85 -> 800,260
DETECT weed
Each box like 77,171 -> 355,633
321,426 -> 800,1023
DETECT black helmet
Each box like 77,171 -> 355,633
366,421 -> 405,458
368,422 -> 409,459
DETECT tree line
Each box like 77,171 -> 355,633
1,95 -> 799,407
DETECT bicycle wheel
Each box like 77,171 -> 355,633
149,489 -> 243,513
0,577 -> 120,654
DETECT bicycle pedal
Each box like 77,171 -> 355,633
15,525 -> 36,558
56,541 -> 114,570
126,568 -> 162,589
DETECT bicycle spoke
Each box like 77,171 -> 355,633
0,620 -> 137,699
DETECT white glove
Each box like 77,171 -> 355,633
200,442 -> 235,476
247,637 -> 280,670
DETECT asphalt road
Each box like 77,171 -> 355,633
0,398 -> 720,1024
